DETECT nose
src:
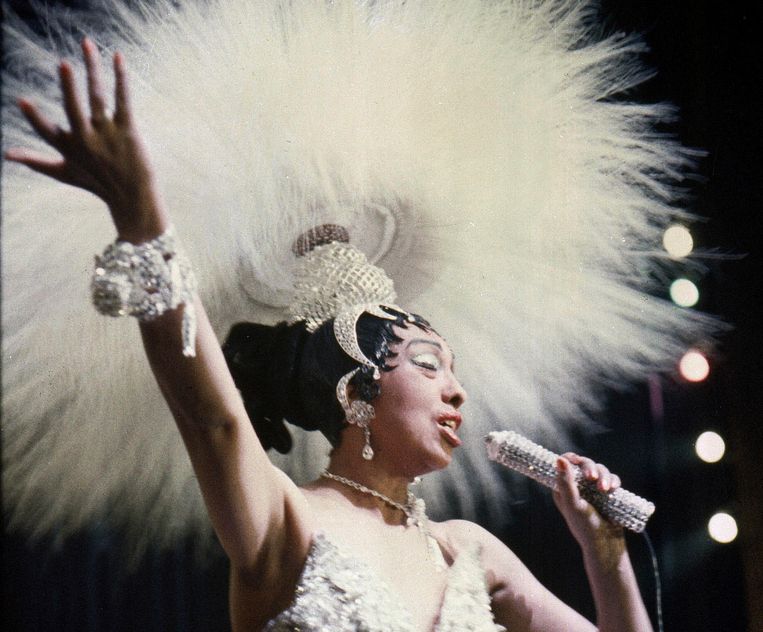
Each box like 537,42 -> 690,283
443,372 -> 467,409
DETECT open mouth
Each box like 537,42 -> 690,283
437,416 -> 462,447
438,418 -> 458,431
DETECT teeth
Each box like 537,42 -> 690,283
440,419 -> 457,430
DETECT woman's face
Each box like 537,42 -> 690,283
369,324 -> 467,476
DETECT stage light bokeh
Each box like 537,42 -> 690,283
695,431 -> 726,463
670,278 -> 700,307
708,512 -> 738,543
663,225 -> 694,258
679,350 -> 710,382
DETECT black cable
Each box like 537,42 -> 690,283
641,530 -> 663,632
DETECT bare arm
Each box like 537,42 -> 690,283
445,519 -> 596,632
553,455 -> 654,632
5,39 -> 313,576
446,455 -> 653,632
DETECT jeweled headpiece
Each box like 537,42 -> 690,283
288,224 -> 413,423
288,224 -> 410,374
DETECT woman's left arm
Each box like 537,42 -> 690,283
445,453 -> 654,632
552,454 -> 654,632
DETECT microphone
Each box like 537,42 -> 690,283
485,431 -> 655,533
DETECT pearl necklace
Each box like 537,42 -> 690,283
320,470 -> 427,529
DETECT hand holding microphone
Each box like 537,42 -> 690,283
485,431 -> 655,533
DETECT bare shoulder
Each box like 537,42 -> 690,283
431,519 -> 525,587
432,520 -> 596,632
433,518 -> 501,546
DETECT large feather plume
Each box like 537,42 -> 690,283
2,0 -> 716,557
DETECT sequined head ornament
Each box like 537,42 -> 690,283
288,224 -> 413,356
288,224 -> 420,435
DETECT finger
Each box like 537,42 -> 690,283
4,147 -> 68,179
59,60 -> 88,134
18,99 -> 63,148
554,457 -> 581,503
5,147 -> 107,198
82,38 -> 108,125
112,51 -> 133,126
562,452 -> 599,481
610,473 -> 621,491
594,463 -> 612,491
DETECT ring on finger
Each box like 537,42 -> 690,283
91,111 -> 111,126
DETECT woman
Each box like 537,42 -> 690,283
6,39 -> 655,632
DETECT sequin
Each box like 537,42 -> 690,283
264,533 -> 506,631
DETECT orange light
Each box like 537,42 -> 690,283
679,350 -> 710,382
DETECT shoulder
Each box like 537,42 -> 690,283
433,518 -> 496,546
434,520 -> 597,632
433,518 -> 515,558
431,519 -> 525,587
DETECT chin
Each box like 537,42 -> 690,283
426,445 -> 455,472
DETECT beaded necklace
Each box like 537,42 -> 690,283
320,470 -> 446,571
320,470 -> 426,525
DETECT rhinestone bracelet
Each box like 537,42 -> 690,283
92,226 -> 198,356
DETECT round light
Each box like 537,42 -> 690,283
695,431 -> 725,463
679,350 -> 710,382
670,278 -> 700,307
708,512 -> 738,543
663,225 -> 694,258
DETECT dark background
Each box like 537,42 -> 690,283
3,1 -> 762,630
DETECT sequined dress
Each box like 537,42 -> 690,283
264,532 -> 506,631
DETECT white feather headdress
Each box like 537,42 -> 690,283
2,0 -> 716,556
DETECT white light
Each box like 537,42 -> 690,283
708,512 -> 738,543
670,278 -> 700,307
696,431 -> 726,463
663,225 -> 694,258
679,350 -> 710,382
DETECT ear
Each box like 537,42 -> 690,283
346,382 -> 360,402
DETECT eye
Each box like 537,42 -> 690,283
412,353 -> 441,370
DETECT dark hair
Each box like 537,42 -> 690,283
222,307 -> 431,453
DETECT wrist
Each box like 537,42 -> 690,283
110,183 -> 170,243
92,226 -> 198,357
581,528 -> 628,573
115,216 -> 170,244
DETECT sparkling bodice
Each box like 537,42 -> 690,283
264,532 -> 506,631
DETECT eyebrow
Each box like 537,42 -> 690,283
406,338 -> 443,350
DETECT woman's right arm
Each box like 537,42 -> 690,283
5,38 -> 313,577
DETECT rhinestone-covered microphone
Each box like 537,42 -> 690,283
485,431 -> 655,533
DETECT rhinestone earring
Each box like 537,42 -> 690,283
336,368 -> 376,460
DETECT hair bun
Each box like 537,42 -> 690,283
222,321 -> 309,453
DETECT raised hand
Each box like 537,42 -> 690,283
5,38 -> 168,243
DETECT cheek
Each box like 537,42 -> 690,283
373,384 -> 433,439
375,373 -> 428,415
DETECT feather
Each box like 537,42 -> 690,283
2,0 -> 719,557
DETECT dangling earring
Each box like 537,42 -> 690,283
336,368 -> 376,460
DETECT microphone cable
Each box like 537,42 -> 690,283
641,530 -> 664,632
